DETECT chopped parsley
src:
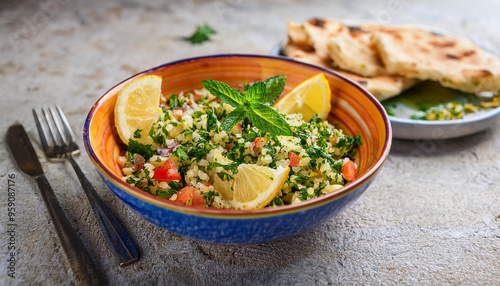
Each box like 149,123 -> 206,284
217,171 -> 233,181
127,139 -> 155,160
201,190 -> 219,206
168,181 -> 182,191
172,146 -> 190,161
206,107 -> 218,132
157,189 -> 177,199
169,94 -> 180,108
149,125 -> 166,145
133,129 -> 142,138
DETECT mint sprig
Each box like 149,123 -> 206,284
201,76 -> 292,136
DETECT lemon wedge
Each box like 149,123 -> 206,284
213,164 -> 289,210
114,75 -> 163,145
273,73 -> 331,122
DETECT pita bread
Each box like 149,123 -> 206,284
334,70 -> 418,101
283,43 -> 418,101
302,18 -> 343,61
373,27 -> 500,93
326,25 -> 387,77
283,43 -> 333,68
286,20 -> 310,50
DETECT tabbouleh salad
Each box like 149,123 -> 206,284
117,75 -> 361,209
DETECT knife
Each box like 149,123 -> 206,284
6,124 -> 104,286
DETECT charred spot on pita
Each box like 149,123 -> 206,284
308,18 -> 326,28
347,26 -> 362,32
462,50 -> 476,57
429,40 -> 457,48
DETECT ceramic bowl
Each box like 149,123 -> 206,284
83,54 -> 392,244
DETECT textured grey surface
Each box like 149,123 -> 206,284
1,0 -> 500,285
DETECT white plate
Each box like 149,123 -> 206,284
389,107 -> 500,140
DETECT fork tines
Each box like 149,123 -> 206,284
33,105 -> 79,159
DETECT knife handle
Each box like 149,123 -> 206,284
68,156 -> 139,266
35,175 -> 104,286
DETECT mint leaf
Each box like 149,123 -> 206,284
128,139 -> 155,160
245,81 -> 266,103
247,103 -> 292,136
263,75 -> 286,105
183,23 -> 216,44
201,79 -> 246,107
221,107 -> 246,132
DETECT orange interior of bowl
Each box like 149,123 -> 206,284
86,55 -> 390,211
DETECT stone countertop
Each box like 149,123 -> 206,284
1,0 -> 500,284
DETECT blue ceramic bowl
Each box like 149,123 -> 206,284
83,54 -> 392,244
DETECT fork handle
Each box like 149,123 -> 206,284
68,156 -> 139,266
35,175 -> 104,285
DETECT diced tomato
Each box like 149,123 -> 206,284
174,186 -> 194,204
153,159 -> 181,182
342,161 -> 356,182
253,137 -> 266,156
289,152 -> 301,167
254,137 -> 266,149
203,182 -> 212,187
173,186 -> 206,207
165,158 -> 177,169
191,189 -> 206,207
133,162 -> 145,172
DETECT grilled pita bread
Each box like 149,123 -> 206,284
373,27 -> 500,93
334,71 -> 418,101
326,25 -> 387,77
283,43 -> 333,68
286,20 -> 310,50
302,18 -> 343,61
283,43 -> 417,101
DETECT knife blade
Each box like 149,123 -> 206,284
6,124 -> 104,286
6,124 -> 43,177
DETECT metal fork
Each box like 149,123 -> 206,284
33,105 -> 139,267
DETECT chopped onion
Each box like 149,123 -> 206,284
157,148 -> 170,156
157,140 -> 180,156
170,141 -> 180,151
